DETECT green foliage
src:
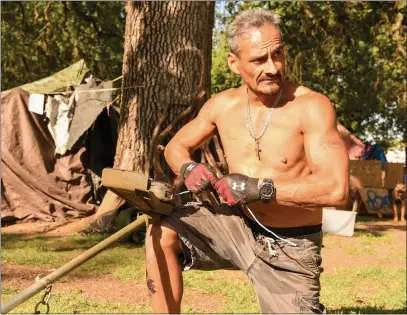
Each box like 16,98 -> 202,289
2,2 -> 405,148
211,29 -> 243,95
211,1 -> 406,146
1,1 -> 125,90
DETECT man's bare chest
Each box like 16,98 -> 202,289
215,107 -> 306,175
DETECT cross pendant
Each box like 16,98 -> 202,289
255,140 -> 261,160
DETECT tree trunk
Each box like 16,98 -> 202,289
69,1 -> 220,234
114,1 -> 215,181
405,93 -> 407,182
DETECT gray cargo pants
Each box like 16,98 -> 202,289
162,201 -> 325,314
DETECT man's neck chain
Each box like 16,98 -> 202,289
245,88 -> 282,160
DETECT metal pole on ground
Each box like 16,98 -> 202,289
1,214 -> 149,314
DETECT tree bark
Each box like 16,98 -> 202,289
114,1 -> 215,181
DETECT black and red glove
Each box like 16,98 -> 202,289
214,173 -> 260,206
180,162 -> 217,193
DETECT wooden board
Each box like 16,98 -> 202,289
384,162 -> 404,189
350,160 -> 382,188
101,168 -> 173,215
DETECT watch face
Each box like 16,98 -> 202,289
260,182 -> 275,199
262,185 -> 273,196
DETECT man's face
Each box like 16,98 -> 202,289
353,146 -> 365,159
228,24 -> 285,96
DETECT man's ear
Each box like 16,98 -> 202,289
227,52 -> 240,75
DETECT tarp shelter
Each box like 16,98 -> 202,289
1,60 -> 118,225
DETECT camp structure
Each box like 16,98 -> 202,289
338,124 -> 405,216
1,60 -> 118,226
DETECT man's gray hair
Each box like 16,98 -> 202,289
227,7 -> 282,56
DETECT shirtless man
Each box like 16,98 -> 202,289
145,8 -> 349,314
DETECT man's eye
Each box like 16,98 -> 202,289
274,51 -> 281,57
252,58 -> 264,63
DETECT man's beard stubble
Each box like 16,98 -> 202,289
257,79 -> 283,96
256,71 -> 284,96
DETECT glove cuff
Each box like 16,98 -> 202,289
180,162 -> 198,179
245,177 -> 261,203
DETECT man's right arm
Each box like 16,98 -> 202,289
164,97 -> 218,176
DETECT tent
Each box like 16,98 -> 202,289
1,60 -> 118,225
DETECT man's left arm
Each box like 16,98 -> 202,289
214,94 -> 349,208
273,95 -> 349,208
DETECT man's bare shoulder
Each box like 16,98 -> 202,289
289,84 -> 335,130
201,86 -> 244,116
291,84 -> 332,111
211,86 -> 243,106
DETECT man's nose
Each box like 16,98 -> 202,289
264,58 -> 278,76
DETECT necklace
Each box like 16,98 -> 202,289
245,88 -> 282,160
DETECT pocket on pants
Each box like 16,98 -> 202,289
294,233 -> 322,276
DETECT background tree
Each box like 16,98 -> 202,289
1,1 -> 125,90
2,1 -> 405,170
212,1 -> 406,153
114,1 -> 222,185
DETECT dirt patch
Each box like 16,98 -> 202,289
322,220 -> 406,274
1,219 -> 93,238
1,216 -> 100,238
2,264 -> 54,286
1,264 -> 225,313
2,217 -> 405,312
2,220 -> 74,235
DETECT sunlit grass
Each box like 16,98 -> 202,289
1,287 -> 149,314
2,223 -> 406,314
183,270 -> 259,313
321,267 -> 406,313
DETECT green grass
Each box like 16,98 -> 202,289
2,227 -> 406,314
378,247 -> 406,265
1,287 -> 150,314
352,231 -> 394,245
355,216 -> 387,224
324,231 -> 395,256
343,244 -> 377,255
1,234 -> 108,266
183,270 -> 259,313
321,267 -> 406,313
75,246 -> 144,276
1,234 -> 145,277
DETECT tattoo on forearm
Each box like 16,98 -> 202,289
146,270 -> 156,295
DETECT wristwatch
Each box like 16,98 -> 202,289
258,178 -> 276,203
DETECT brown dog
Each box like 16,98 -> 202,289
391,181 -> 406,222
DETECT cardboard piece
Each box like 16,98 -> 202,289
358,187 -> 392,215
385,162 -> 404,189
350,160 -> 382,188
